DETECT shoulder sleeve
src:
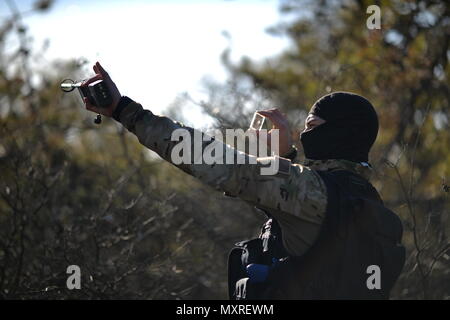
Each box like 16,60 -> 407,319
116,100 -> 328,226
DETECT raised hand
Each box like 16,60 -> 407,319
81,62 -> 121,117
256,108 -> 292,156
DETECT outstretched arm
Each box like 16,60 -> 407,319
81,62 -> 328,256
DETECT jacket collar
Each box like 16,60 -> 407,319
302,158 -> 373,181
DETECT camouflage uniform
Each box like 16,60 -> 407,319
117,101 -> 372,257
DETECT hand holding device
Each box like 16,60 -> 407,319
60,62 -> 121,124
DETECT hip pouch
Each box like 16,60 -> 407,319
228,219 -> 288,300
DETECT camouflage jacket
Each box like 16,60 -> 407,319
116,100 -> 372,257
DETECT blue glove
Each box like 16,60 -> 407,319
246,264 -> 270,283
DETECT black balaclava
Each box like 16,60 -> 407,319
300,92 -> 378,163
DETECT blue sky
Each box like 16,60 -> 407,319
3,0 -> 289,126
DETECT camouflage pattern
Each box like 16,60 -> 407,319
119,101 -> 329,256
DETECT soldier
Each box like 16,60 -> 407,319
82,62 -> 405,299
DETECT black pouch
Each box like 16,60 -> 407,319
228,238 -> 269,299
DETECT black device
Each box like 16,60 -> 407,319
61,79 -> 112,108
61,79 -> 112,124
